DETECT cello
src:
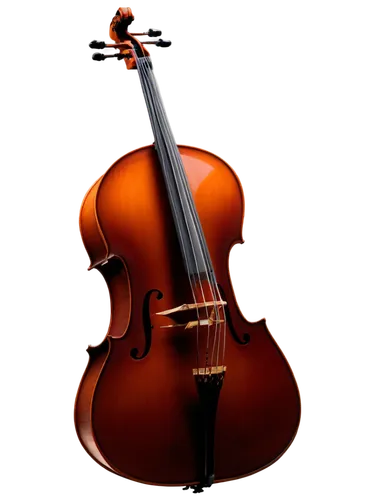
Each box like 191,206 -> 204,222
74,7 -> 301,493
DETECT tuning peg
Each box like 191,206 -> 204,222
89,40 -> 106,49
155,37 -> 173,49
131,29 -> 162,37
90,50 -> 124,64
146,26 -> 163,38
92,52 -> 105,61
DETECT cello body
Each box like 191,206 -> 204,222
75,144 -> 301,486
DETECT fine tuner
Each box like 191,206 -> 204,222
88,26 -> 173,63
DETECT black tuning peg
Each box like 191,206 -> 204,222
156,39 -> 171,47
130,29 -> 162,37
146,26 -> 163,38
90,50 -> 124,64
89,40 -> 106,49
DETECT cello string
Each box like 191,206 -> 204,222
142,59 -> 227,369
135,51 -> 207,367
137,54 -> 225,372
137,59 -> 213,368
140,59 -> 226,372
151,83 -> 228,367
135,53 -> 212,316
141,55 -> 220,370
142,73 -> 226,372
134,51 -> 202,365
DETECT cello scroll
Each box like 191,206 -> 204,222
88,4 -> 172,72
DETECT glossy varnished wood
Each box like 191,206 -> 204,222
75,144 -> 301,485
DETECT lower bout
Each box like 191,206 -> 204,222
88,374 -> 300,486
214,352 -> 301,480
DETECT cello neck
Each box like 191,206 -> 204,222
136,55 -> 215,281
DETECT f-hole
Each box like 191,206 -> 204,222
130,289 -> 163,360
